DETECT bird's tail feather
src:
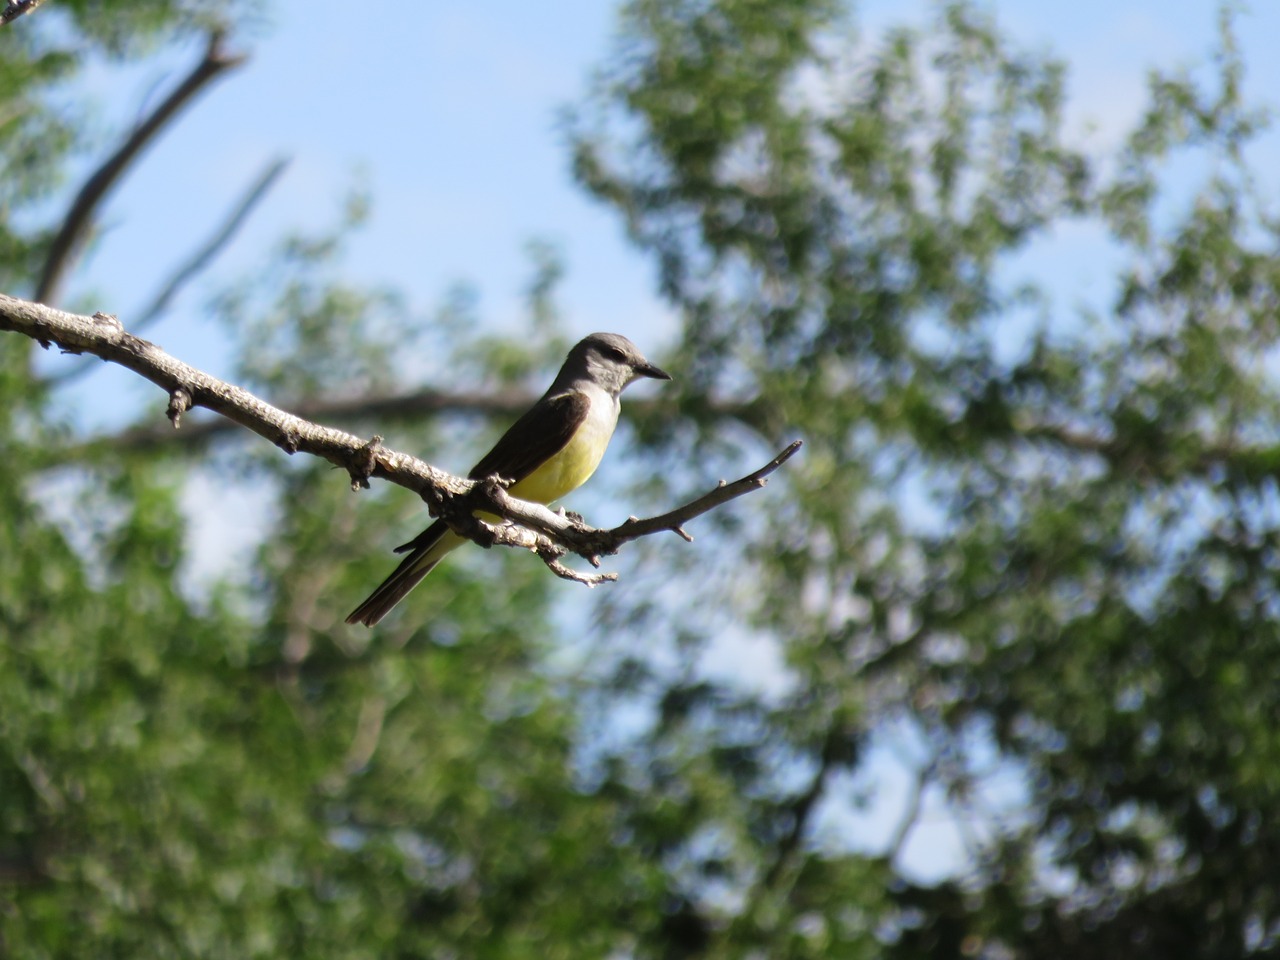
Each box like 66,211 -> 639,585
345,525 -> 462,626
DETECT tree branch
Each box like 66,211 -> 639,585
57,391 -> 773,460
0,292 -> 799,581
63,386 -> 543,458
0,0 -> 47,27
45,156 -> 289,387
2,292 -> 477,493
759,720 -> 846,892
730,713 -> 855,940
34,31 -> 248,306
135,156 -> 289,334
479,439 -> 804,578
886,758 -> 935,867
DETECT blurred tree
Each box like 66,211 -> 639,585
5,0 -> 1280,958
1,4 -> 675,958
572,0 -> 1280,956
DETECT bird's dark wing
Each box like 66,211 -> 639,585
392,391 -> 589,556
467,390 -> 591,484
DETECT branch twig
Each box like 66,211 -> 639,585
0,292 -> 800,581
478,440 -> 804,576
61,386 -> 543,458
53,391 -> 772,460
886,758 -> 935,866
34,31 -> 248,306
0,0 -> 47,27
44,156 -> 289,387
759,720 -> 847,891
730,714 -> 855,939
133,156 -> 289,335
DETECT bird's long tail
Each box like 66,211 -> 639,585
345,522 -> 465,626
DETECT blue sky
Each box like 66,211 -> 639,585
49,0 -> 1280,432
28,0 -> 1280,881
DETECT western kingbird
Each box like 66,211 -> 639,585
346,332 -> 671,626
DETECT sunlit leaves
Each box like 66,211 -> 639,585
575,0 -> 1280,955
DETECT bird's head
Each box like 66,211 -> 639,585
570,332 -> 672,394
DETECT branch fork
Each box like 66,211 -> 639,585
0,291 -> 802,584
424,440 -> 802,580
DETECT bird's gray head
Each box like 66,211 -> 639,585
559,332 -> 672,396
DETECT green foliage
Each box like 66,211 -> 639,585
573,0 -> 1280,955
8,0 -> 1280,957
47,0 -> 264,53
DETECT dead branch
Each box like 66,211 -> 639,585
475,441 -> 804,577
132,156 -> 289,334
44,155 -> 289,387
34,31 -> 248,306
47,155 -> 287,384
62,386 -> 541,458
0,292 -> 800,581
1,292 -> 470,494
52,390 -> 773,463
759,719 -> 849,892
886,758 -> 935,866
0,0 -> 47,27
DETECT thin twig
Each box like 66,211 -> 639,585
57,387 -> 545,458
34,31 -> 248,306
44,156 -> 289,387
537,546 -> 618,586
133,156 -> 289,334
759,721 -> 845,891
0,292 -> 799,581
730,714 -> 852,938
343,696 -> 387,775
886,759 -> 935,866
473,440 -> 803,578
0,0 -> 48,27
54,392 -> 767,460
587,442 -> 802,544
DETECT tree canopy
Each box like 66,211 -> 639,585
4,1 -> 1280,957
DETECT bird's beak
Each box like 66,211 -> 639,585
635,360 -> 672,381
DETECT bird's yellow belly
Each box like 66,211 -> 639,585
509,413 -> 612,504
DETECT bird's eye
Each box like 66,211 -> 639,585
601,345 -> 627,363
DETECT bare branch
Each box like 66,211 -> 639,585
730,714 -> 855,937
469,440 -> 803,579
1,292 -> 468,496
34,31 -> 248,306
343,695 -> 387,775
134,156 -> 289,333
758,720 -> 846,892
44,156 -> 289,387
0,292 -> 798,579
886,759 -> 935,866
0,0 -> 48,27
63,386 -> 542,458
584,441 -> 801,544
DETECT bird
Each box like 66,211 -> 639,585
346,332 -> 672,626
